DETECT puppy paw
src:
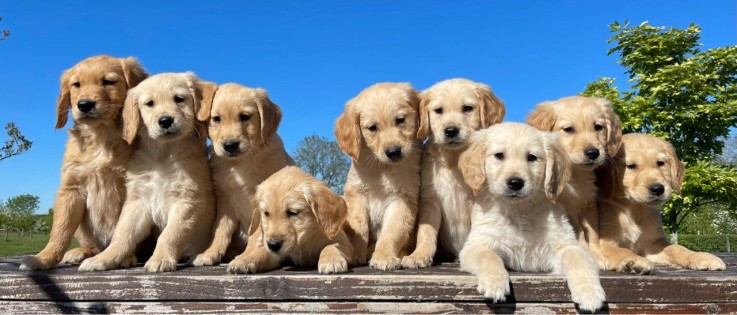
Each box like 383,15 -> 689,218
618,256 -> 654,275
192,253 -> 221,267
477,271 -> 510,303
227,257 -> 261,274
688,252 -> 726,271
61,247 -> 97,265
318,256 -> 349,274
144,258 -> 178,272
369,255 -> 402,271
78,256 -> 117,272
120,255 -> 138,269
19,255 -> 58,271
401,254 -> 433,269
570,281 -> 606,313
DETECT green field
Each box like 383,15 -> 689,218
0,232 -> 79,257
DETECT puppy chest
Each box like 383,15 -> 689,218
134,168 -> 195,226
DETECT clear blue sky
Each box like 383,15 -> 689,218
0,1 -> 735,213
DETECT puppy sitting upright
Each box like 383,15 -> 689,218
21,55 -> 147,270
598,133 -> 726,273
79,72 -> 215,272
227,166 -> 353,274
335,82 -> 422,270
402,78 -> 505,269
193,83 -> 294,266
459,122 -> 605,312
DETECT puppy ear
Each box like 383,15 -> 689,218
416,90 -> 431,140
335,101 -> 362,162
476,83 -> 506,128
255,88 -> 282,143
543,133 -> 571,203
665,142 -> 685,194
197,82 -> 219,122
401,84 -> 422,141
55,69 -> 72,129
305,181 -> 348,239
122,87 -> 140,144
120,57 -> 148,89
599,98 -> 623,157
527,101 -> 558,131
248,196 -> 263,236
595,144 -> 625,200
459,139 -> 488,195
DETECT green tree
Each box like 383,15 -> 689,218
582,21 -> 737,233
1,122 -> 33,161
3,194 -> 40,239
293,134 -> 350,194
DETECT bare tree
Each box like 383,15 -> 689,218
0,17 -> 9,41
293,135 -> 350,194
1,123 -> 33,161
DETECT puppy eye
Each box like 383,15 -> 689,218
657,161 -> 665,167
174,95 -> 185,103
240,114 -> 250,122
527,154 -> 538,162
212,116 -> 221,123
368,125 -> 378,132
286,209 -> 298,217
594,124 -> 604,131
102,79 -> 116,86
462,105 -> 474,112
264,211 -> 270,217
494,152 -> 504,160
395,117 -> 405,126
563,127 -> 575,134
145,100 -> 154,107
72,82 -> 81,88
434,108 -> 443,115
627,164 -> 637,170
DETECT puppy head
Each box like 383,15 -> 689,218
56,55 -> 147,129
605,133 -> 684,206
198,83 -> 282,159
527,96 -> 622,169
459,123 -> 570,203
418,78 -> 505,148
249,166 -> 348,255
335,82 -> 420,164
122,72 -> 211,145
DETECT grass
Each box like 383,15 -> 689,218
0,232 -> 79,257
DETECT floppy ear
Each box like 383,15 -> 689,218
599,98 -> 623,157
197,82 -> 219,122
120,57 -> 148,89
255,88 -> 282,143
416,90 -> 431,140
305,181 -> 348,239
248,196 -> 263,236
401,84 -> 422,141
543,133 -> 571,203
665,142 -> 685,194
459,139 -> 488,195
476,83 -> 506,128
122,87 -> 140,144
335,101 -> 362,162
184,73 -> 212,147
527,102 -> 558,131
55,69 -> 72,129
595,144 -> 625,200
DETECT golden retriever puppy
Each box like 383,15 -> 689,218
335,82 -> 422,270
597,133 -> 726,274
527,96 -> 622,264
192,83 -> 294,266
226,166 -> 353,274
458,123 -> 605,312
78,72 -> 215,272
21,55 -> 147,271
402,78 -> 505,269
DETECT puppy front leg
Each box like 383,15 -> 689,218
645,240 -> 726,271
557,245 -> 606,313
61,227 -> 101,265
402,194 -> 441,269
228,228 -> 280,274
370,198 -> 416,271
581,200 -> 605,267
599,240 -> 653,274
459,242 -> 509,303
344,193 -> 370,265
193,193 -> 240,266
318,234 -> 353,274
145,202 -> 198,272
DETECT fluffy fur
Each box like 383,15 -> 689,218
335,82 -> 422,270
458,123 -> 605,312
597,133 -> 726,274
402,78 -> 505,269
21,55 -> 147,270
192,83 -> 294,266
78,72 -> 215,272
227,166 -> 353,274
527,95 -> 622,265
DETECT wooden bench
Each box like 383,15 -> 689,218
1,254 -> 735,314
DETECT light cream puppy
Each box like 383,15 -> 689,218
458,123 -> 605,312
402,78 -> 505,269
192,83 -> 294,266
227,166 -> 353,274
21,55 -> 147,270
598,133 -> 726,274
335,82 -> 422,271
79,72 -> 215,272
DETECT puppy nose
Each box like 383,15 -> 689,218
385,146 -> 403,161
223,141 -> 240,153
584,147 -> 600,160
507,177 -> 525,191
267,239 -> 283,252
649,184 -> 665,196
77,100 -> 96,113
158,116 -> 175,129
444,127 -> 460,138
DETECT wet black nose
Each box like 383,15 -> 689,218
223,141 -> 240,153
584,147 -> 601,160
507,177 -> 525,191
77,100 -> 96,113
385,147 -> 403,161
649,184 -> 665,196
267,239 -> 283,252
444,127 -> 460,138
158,116 -> 174,129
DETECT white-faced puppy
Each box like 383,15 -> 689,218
79,72 -> 216,272
227,166 -> 353,274
193,83 -> 294,266
597,134 -> 726,274
21,55 -> 147,270
458,123 -> 605,312
527,96 -> 622,264
402,78 -> 505,269
335,82 -> 422,270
